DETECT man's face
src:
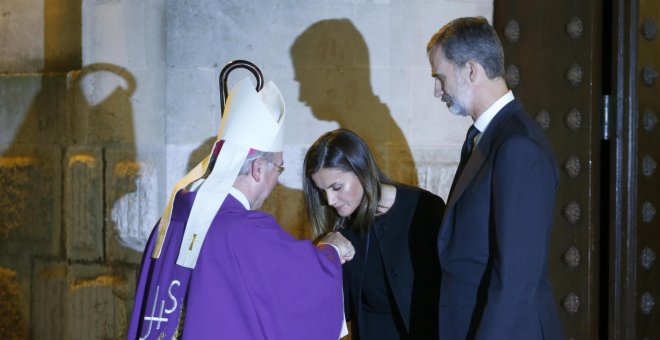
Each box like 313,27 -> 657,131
429,47 -> 472,117
253,152 -> 284,209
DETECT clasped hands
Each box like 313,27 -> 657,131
318,232 -> 355,264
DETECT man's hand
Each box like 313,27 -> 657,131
319,232 -> 355,264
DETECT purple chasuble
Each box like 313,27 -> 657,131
127,191 -> 344,339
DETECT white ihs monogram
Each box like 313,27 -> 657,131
140,280 -> 182,340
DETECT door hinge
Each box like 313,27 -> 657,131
602,95 -> 611,140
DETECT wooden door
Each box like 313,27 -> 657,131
494,0 -> 660,338
610,0 -> 660,338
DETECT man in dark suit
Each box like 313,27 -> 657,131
427,17 -> 564,339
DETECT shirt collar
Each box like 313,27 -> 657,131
229,187 -> 251,210
473,90 -> 514,134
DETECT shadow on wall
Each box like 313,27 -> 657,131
211,18 -> 423,241
182,19 -> 422,242
0,63 -> 140,339
290,18 -> 418,186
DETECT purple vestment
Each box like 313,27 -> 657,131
127,191 -> 344,339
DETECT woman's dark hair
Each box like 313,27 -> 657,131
303,129 -> 393,238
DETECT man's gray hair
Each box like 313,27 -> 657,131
427,16 -> 505,79
237,150 -> 276,176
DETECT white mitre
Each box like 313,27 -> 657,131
218,78 -> 285,151
152,77 -> 285,269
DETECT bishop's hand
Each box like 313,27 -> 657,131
318,232 -> 355,264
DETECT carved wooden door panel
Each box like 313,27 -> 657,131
494,0 -> 660,338
611,0 -> 660,338
633,6 -> 660,334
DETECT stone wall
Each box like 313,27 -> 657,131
0,0 -> 491,338
1,1 -> 162,338
0,71 -> 142,338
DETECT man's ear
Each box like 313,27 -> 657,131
465,60 -> 486,83
250,158 -> 263,182
464,60 -> 477,82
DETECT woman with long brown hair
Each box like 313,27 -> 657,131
303,128 -> 445,339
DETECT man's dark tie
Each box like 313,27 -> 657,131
461,124 -> 480,161
449,125 -> 480,195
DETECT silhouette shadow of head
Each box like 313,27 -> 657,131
290,18 -> 418,185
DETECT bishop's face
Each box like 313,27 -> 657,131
311,168 -> 364,217
252,152 -> 284,210
429,46 -> 473,118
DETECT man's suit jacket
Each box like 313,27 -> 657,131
341,185 -> 445,339
438,99 -> 564,339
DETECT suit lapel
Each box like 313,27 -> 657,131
446,147 -> 486,209
439,100 -> 522,248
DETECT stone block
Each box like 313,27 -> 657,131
105,147 -> 159,263
0,74 -> 71,146
65,146 -> 104,261
65,264 -> 135,340
0,255 -> 31,340
0,251 -> 33,339
0,267 -> 28,339
165,142 -> 203,193
43,0 -> 82,72
0,0 -> 45,72
0,145 -> 62,255
0,75 -> 42,147
0,0 -> 81,72
0,74 -> 71,147
31,260 -> 67,340
374,143 -> 419,186
417,162 -> 457,202
165,67 -> 218,144
32,261 -> 137,340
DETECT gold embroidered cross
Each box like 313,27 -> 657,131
188,233 -> 199,251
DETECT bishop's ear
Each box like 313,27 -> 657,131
250,158 -> 264,182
